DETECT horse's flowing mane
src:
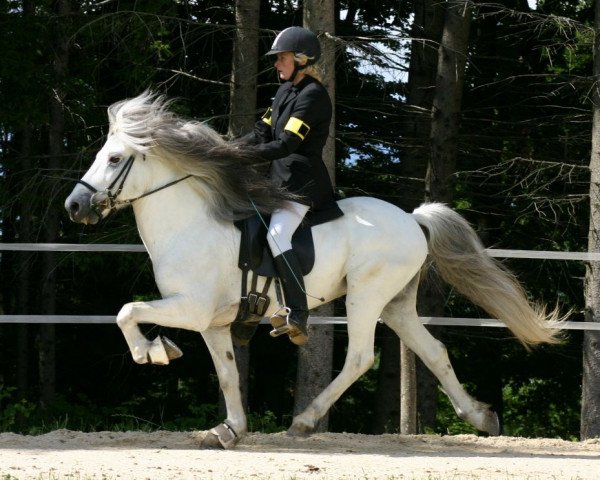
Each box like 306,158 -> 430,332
107,90 -> 295,221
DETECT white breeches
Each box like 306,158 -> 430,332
267,201 -> 310,256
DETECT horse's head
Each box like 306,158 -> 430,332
64,133 -> 146,225
66,90 -> 295,226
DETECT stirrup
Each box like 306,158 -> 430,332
269,307 -> 309,346
269,306 -> 292,338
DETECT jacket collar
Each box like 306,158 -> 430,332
280,76 -> 314,107
290,75 -> 313,93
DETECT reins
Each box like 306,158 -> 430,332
77,154 -> 192,216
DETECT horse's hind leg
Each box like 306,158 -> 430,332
288,293 -> 380,436
383,275 -> 500,435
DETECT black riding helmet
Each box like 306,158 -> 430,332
267,26 -> 321,65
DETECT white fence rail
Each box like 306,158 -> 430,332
2,243 -> 600,330
1,315 -> 600,330
4,243 -> 600,260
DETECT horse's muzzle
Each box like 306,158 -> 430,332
64,188 -> 101,225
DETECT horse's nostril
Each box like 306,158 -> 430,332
69,201 -> 80,214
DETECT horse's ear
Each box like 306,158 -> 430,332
107,105 -> 117,126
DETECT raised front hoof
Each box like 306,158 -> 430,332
162,336 -> 183,360
287,420 -> 315,437
145,336 -> 183,365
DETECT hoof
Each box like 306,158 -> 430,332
481,411 -> 500,436
200,432 -> 223,449
162,336 -> 183,360
147,336 -> 183,365
287,420 -> 314,437
131,349 -> 149,365
147,336 -> 170,365
206,422 -> 240,449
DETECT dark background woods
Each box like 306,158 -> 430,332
0,0 -> 596,439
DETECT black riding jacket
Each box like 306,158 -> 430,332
246,76 -> 342,223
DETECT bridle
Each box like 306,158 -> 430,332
77,154 -> 192,218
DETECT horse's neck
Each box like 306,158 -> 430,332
132,179 -> 229,260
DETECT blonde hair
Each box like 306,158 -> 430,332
294,52 -> 323,82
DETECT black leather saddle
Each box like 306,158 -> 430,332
230,205 -> 343,345
233,214 -> 315,277
230,213 -> 315,345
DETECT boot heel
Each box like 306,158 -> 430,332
272,250 -> 310,345
287,325 -> 309,346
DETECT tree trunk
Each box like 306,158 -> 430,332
426,0 -> 471,202
400,341 -> 417,434
17,123 -> 34,399
222,0 -> 261,415
228,0 -> 260,138
581,0 -> 600,441
293,304 -> 334,432
406,0 -> 471,434
292,0 -> 336,432
399,0 -> 445,212
389,0 -> 444,435
39,0 -> 72,407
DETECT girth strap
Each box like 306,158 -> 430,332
234,268 -> 272,324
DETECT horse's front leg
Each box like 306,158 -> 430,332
116,296 -> 193,365
200,326 -> 246,449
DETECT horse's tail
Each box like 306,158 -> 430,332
412,202 -> 563,348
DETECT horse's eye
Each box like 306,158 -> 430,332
108,155 -> 122,165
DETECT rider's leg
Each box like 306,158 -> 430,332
268,201 -> 310,345
267,201 -> 309,253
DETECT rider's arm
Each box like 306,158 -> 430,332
249,87 -> 328,161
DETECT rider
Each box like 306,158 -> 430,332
244,26 -> 342,345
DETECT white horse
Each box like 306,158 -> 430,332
65,91 -> 562,448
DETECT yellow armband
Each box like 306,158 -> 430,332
284,117 -> 310,140
261,108 -> 272,126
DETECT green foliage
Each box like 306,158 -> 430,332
0,385 -> 36,431
432,385 -> 479,436
503,379 -> 580,440
247,410 -> 286,433
0,388 -> 222,434
431,375 -> 581,440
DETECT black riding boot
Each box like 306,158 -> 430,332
272,250 -> 309,345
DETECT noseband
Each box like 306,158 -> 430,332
77,155 -> 192,218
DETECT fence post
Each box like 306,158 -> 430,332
400,340 -> 417,434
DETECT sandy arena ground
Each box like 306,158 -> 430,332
0,429 -> 599,479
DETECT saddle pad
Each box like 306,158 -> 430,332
234,214 -> 315,277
